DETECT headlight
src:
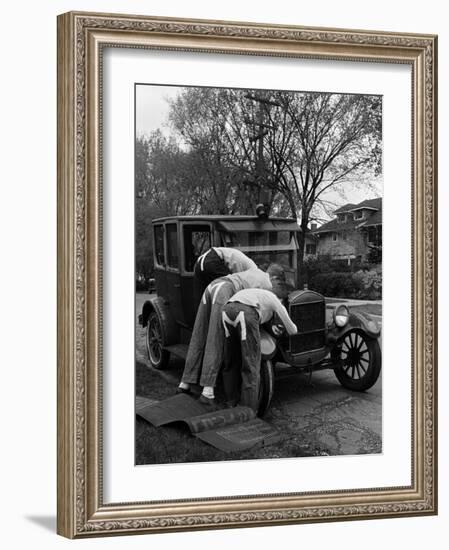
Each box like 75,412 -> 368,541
334,305 -> 349,327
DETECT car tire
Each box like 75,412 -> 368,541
146,310 -> 170,370
257,359 -> 274,416
333,330 -> 381,391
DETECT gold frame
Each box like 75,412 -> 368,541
57,11 -> 438,538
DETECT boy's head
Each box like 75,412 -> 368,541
265,263 -> 285,298
266,263 -> 286,282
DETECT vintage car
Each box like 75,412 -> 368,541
138,214 -> 381,415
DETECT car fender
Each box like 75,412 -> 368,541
139,296 -> 159,327
330,310 -> 381,342
260,329 -> 277,360
139,296 -> 179,346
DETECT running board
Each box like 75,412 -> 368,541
274,360 -> 340,379
164,344 -> 189,359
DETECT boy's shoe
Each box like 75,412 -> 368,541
198,394 -> 220,411
176,387 -> 193,396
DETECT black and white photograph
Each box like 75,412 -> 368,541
135,83 -> 383,465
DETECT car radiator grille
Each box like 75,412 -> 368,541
289,301 -> 325,354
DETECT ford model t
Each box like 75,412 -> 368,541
139,214 -> 381,415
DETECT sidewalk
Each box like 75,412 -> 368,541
325,297 -> 382,306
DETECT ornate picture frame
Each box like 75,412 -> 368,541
57,11 -> 437,538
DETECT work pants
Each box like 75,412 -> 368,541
221,302 -> 261,412
181,279 -> 235,388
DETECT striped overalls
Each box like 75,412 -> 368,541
181,278 -> 235,388
193,249 -> 230,311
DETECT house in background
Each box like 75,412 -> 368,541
308,198 -> 382,264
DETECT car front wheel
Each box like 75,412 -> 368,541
146,310 -> 170,370
257,359 -> 274,416
333,330 -> 381,391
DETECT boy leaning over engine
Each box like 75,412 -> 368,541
221,288 -> 298,412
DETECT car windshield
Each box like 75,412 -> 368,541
246,250 -> 294,271
228,230 -> 292,247
221,231 -> 295,269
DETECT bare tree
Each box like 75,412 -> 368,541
263,92 -> 382,272
138,87 -> 382,275
169,88 -> 293,214
136,131 -> 215,215
169,88 -> 248,213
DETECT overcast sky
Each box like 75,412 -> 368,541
136,84 -> 180,137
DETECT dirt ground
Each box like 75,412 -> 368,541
135,293 -> 382,465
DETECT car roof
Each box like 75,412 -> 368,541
152,215 -> 300,232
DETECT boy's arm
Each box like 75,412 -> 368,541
273,301 -> 298,335
244,255 -> 258,270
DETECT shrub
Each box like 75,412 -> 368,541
303,254 -> 335,282
309,272 -> 362,298
308,269 -> 382,300
367,244 -> 383,264
304,254 -> 371,283
352,269 -> 382,299
330,259 -> 353,273
350,257 -> 371,272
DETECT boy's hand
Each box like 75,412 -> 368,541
272,324 -> 285,337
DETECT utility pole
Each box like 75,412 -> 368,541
244,93 -> 280,206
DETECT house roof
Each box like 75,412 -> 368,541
334,197 -> 381,214
334,203 -> 356,214
350,197 -> 382,211
312,217 -> 359,234
312,197 -> 382,234
359,209 -> 382,227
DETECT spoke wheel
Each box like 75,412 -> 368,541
146,311 -> 170,370
334,330 -> 381,391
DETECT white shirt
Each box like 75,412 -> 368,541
213,247 -> 257,273
225,268 -> 272,292
228,288 -> 298,335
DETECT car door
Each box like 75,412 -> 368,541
153,223 -> 167,299
164,222 -> 185,326
180,222 -> 213,327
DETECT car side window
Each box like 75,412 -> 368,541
166,223 -> 179,269
154,225 -> 165,266
183,225 -> 211,272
